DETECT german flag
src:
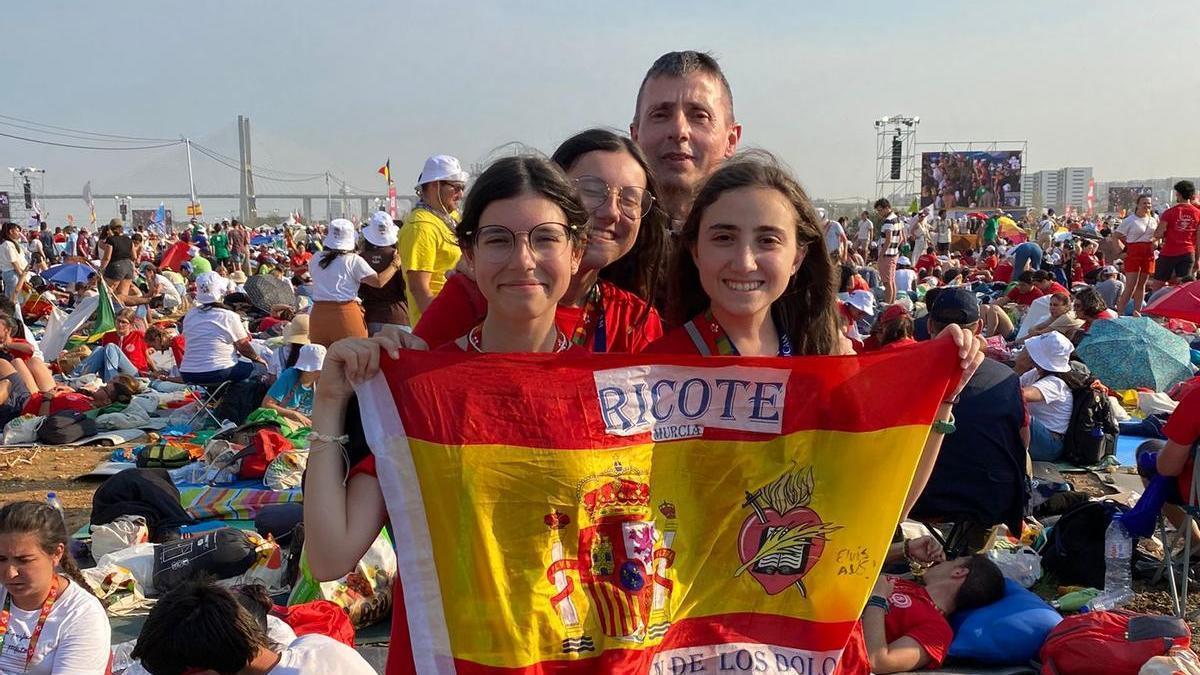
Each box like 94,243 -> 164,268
378,159 -> 392,185
356,341 -> 960,674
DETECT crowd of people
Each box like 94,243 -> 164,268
0,49 -> 1197,674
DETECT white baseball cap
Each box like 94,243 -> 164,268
846,289 -> 876,316
194,271 -> 228,305
294,343 -> 327,372
323,218 -> 357,252
1024,332 -> 1073,374
417,154 -> 468,186
363,211 -> 398,247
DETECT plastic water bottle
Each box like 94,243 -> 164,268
1085,518 -> 1134,611
45,492 -> 64,520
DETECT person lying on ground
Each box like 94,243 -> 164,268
836,554 -> 1006,674
131,577 -> 373,675
22,374 -> 140,418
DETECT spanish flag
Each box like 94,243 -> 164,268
378,159 -> 392,184
357,341 -> 960,674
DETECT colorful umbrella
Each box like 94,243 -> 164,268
42,262 -> 97,285
1144,281 -> 1200,324
1076,317 -> 1194,391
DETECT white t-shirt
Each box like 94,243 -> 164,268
179,306 -> 249,372
0,578 -> 111,674
856,218 -> 873,242
308,253 -> 375,302
269,634 -> 375,674
823,221 -> 845,255
1020,369 -> 1074,434
894,268 -> 918,293
0,240 -> 26,274
1117,214 -> 1158,244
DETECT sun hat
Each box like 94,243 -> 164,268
363,211 -> 398,247
229,270 -> 247,283
282,314 -> 310,345
323,218 -> 356,251
1024,332 -> 1073,374
294,343 -> 326,372
194,271 -> 228,305
1100,265 -> 1117,277
898,256 -> 912,267
417,154 -> 468,186
846,289 -> 876,316
188,246 -> 200,257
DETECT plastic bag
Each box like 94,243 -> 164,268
987,545 -> 1043,588
90,515 -> 150,560
81,563 -> 152,616
264,450 -> 308,490
217,531 -> 288,594
2,414 -> 43,445
94,543 -> 157,593
1140,648 -> 1200,675
288,529 -> 395,628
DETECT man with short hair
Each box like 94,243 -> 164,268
821,209 -> 847,260
875,198 -> 902,303
856,210 -> 874,254
630,50 -> 741,228
1096,265 -> 1125,310
1152,179 -> 1200,290
837,553 -> 1007,674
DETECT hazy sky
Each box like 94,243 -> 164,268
5,0 -> 1200,219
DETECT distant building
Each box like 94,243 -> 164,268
1021,167 -> 1093,214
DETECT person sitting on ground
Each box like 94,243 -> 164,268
260,343 -> 325,427
1013,291 -> 1083,345
100,308 -> 156,373
131,576 -> 373,675
0,310 -> 57,395
144,324 -> 186,378
178,271 -> 268,386
1015,332 -> 1076,462
1003,270 -> 1043,307
894,256 -> 918,296
1132,385 -> 1200,558
837,554 -> 1006,674
1030,269 -> 1069,297
0,501 -> 110,675
1094,265 -> 1125,310
863,304 -> 916,352
1072,286 -> 1118,336
256,304 -> 295,335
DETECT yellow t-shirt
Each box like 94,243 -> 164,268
398,207 -> 461,324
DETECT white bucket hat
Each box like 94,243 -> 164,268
846,289 -> 876,316
194,271 -> 227,305
417,154 -> 468,186
294,343 -> 327,372
363,211 -> 398,247
1024,332 -> 1073,373
323,218 -> 357,251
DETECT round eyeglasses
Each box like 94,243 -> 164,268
472,223 -> 574,264
574,176 -> 654,219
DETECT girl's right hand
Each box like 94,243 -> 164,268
317,330 -> 427,402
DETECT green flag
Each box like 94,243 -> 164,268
86,281 -> 116,343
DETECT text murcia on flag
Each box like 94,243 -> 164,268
593,365 -> 790,437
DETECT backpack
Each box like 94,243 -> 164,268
36,410 -> 97,445
1039,610 -> 1189,674
237,428 -> 293,479
1041,499 -> 1128,588
1055,373 -> 1119,466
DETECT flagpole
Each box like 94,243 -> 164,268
184,137 -> 198,223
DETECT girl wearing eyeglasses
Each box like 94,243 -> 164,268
414,129 -> 667,352
303,156 -> 588,673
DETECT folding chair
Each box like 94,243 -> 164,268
185,380 -> 230,430
1158,445 -> 1200,618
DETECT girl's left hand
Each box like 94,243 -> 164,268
936,323 -> 985,399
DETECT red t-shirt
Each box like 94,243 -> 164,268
835,579 -> 954,674
992,261 -> 1014,283
101,330 -> 150,373
1041,281 -> 1070,296
915,254 -> 939,275
170,334 -> 186,367
1159,203 -> 1200,257
415,277 -> 662,353
258,317 -> 287,334
1,337 -> 34,362
1005,286 -> 1043,306
1165,386 -> 1200,501
1074,253 -> 1100,282
22,391 -> 94,416
981,254 -> 998,271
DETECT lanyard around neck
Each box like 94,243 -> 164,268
0,575 -> 61,672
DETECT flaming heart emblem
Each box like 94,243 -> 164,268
735,465 -> 841,597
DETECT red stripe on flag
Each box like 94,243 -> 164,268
379,340 -> 959,448
447,614 -> 856,675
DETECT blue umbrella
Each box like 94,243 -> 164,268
42,262 -> 97,286
1076,316 -> 1194,391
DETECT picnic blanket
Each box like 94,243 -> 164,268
178,479 -> 302,520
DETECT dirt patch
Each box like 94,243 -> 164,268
0,446 -> 115,534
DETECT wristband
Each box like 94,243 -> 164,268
865,595 -> 890,614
